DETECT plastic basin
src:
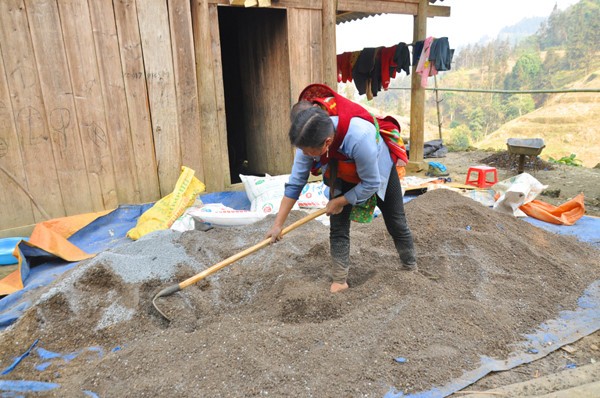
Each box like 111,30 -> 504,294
506,138 -> 546,156
0,237 -> 28,266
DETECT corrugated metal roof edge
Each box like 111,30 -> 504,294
336,12 -> 380,25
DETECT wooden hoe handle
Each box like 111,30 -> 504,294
179,208 -> 327,289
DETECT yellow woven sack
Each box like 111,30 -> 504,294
127,166 -> 206,240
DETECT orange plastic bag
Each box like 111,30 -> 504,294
519,193 -> 585,226
0,210 -> 110,295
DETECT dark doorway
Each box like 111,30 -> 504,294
218,7 -> 291,184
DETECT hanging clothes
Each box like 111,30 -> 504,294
412,40 -> 424,66
337,52 -> 352,83
337,36 -> 451,97
416,36 -> 435,88
380,45 -> 398,90
393,42 -> 411,77
429,37 -> 454,71
352,47 -> 383,100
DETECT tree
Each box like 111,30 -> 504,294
447,124 -> 471,150
503,94 -> 535,120
504,52 -> 542,90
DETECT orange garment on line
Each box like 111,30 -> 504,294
520,193 -> 585,226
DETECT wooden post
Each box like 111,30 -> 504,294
407,0 -> 428,173
321,0 -> 337,88
434,74 -> 442,140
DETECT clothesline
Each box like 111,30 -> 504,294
336,37 -> 454,99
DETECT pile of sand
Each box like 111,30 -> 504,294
1,189 -> 599,397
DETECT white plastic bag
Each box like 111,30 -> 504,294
239,173 -> 298,214
492,173 -> 547,217
171,204 -> 266,229
297,181 -> 329,209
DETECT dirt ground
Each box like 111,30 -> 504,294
426,150 -> 600,395
0,177 -> 599,397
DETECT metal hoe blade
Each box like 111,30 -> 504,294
152,284 -> 181,321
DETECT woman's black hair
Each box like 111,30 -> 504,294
288,106 -> 334,148
290,100 -> 313,122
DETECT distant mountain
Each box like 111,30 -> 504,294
497,16 -> 546,45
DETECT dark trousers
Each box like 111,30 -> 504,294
329,166 -> 416,283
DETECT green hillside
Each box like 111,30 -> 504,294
477,70 -> 600,167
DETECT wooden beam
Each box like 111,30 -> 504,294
208,0 -> 447,18
229,0 -> 258,6
210,0 -> 322,9
337,0 -> 417,15
322,0 -> 337,87
407,0 -> 427,172
427,5 -> 450,17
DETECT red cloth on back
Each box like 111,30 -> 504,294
298,84 -> 408,165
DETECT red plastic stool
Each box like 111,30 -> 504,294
465,166 -> 498,188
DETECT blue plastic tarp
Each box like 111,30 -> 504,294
0,204 -> 152,330
524,215 -> 600,248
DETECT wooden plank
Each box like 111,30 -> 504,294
136,0 -> 182,196
207,0 -> 443,16
337,0 -> 417,14
88,0 -> 141,204
0,224 -> 36,239
209,0 -> 322,9
168,0 -> 205,183
25,0 -> 96,216
0,0 -> 66,221
191,0 -> 227,191
208,4 -> 232,188
427,5 -> 450,17
113,0 -> 160,203
288,8 -> 323,101
322,0 -> 337,88
0,47 -> 36,229
288,9 -> 313,100
310,9 -> 324,84
337,1 -> 446,17
57,0 -> 119,211
238,8 -> 292,175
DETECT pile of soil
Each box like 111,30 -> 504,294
0,189 -> 599,397
479,151 -> 555,172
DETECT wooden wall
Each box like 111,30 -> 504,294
0,0 -> 325,235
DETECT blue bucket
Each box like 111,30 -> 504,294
0,237 -> 28,266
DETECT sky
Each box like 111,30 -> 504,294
336,0 -> 581,52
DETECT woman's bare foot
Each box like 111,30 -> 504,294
330,282 -> 348,293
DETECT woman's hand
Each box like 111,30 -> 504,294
265,224 -> 284,243
325,196 -> 349,216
